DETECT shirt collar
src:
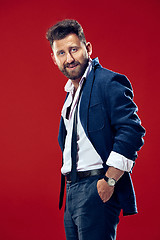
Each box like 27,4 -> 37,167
64,58 -> 92,93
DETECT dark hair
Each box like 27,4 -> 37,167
46,19 -> 86,47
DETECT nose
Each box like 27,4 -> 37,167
66,53 -> 74,63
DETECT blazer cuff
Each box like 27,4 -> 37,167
106,151 -> 134,172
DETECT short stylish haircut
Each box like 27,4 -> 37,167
46,19 -> 86,47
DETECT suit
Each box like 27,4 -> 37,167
58,57 -> 145,216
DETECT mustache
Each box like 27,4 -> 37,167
64,61 -> 80,69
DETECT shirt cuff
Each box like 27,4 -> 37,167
106,151 -> 134,172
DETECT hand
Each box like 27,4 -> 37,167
97,179 -> 114,203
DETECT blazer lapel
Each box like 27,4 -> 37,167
58,93 -> 69,151
79,58 -> 100,138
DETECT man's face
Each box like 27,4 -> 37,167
52,34 -> 92,81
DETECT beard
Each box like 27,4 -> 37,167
59,57 -> 89,80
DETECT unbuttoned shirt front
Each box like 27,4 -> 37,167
61,60 -> 133,175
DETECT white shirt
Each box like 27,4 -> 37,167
61,60 -> 133,175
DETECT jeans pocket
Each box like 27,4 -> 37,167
91,178 -> 104,204
94,179 -> 116,205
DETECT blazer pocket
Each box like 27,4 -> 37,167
88,103 -> 105,132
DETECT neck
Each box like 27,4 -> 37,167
71,79 -> 80,91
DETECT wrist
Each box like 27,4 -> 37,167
103,175 -> 116,187
105,166 -> 124,182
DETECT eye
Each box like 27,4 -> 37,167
71,47 -> 78,53
58,51 -> 65,56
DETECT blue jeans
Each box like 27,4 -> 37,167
64,175 -> 121,240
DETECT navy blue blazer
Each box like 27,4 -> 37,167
58,58 -> 145,215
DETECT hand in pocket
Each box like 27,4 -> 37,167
97,179 -> 114,203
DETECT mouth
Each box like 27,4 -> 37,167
65,63 -> 80,70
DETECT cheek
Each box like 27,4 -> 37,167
55,58 -> 64,67
77,51 -> 88,63
83,49 -> 90,59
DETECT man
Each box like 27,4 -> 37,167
46,19 -> 145,240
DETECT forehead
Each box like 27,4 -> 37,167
52,33 -> 83,51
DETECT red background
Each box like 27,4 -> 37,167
0,0 -> 159,239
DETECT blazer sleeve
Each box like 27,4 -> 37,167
105,74 -> 145,161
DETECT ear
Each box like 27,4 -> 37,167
51,52 -> 57,65
86,42 -> 92,57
